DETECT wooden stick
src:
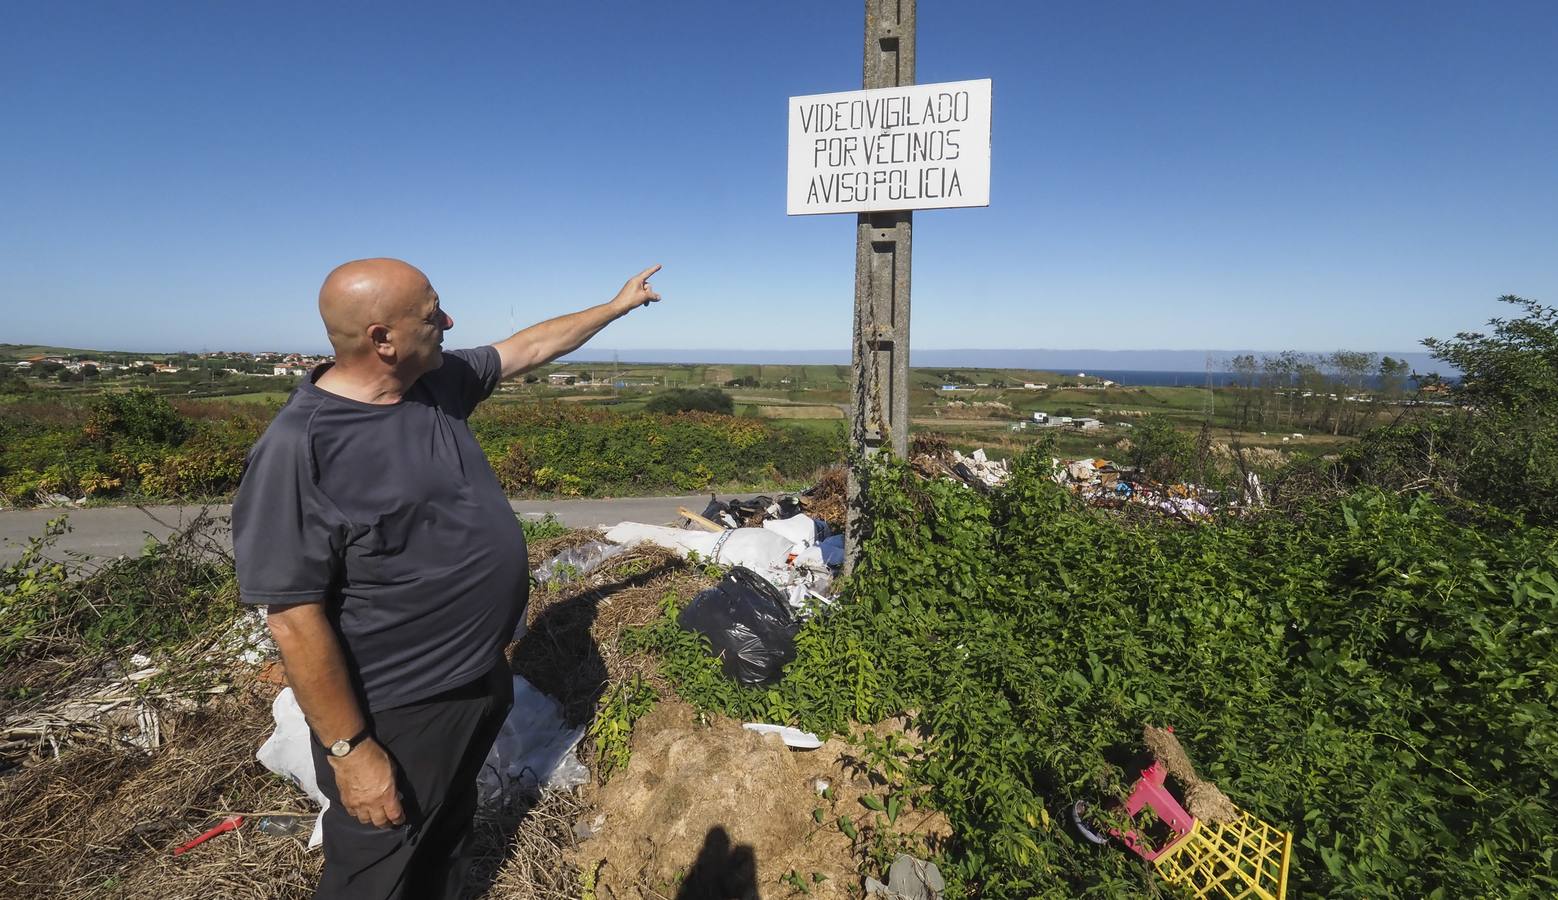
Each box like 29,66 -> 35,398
676,507 -> 727,533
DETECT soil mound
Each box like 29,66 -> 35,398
577,703 -> 947,900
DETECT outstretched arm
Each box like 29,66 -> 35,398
492,264 -> 663,380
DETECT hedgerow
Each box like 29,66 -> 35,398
0,392 -> 843,504
472,402 -> 841,496
632,451 -> 1558,897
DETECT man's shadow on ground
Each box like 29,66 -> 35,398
463,557 -> 683,897
677,826 -> 759,900
509,556 -> 680,726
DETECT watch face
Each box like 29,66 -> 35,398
331,739 -> 351,757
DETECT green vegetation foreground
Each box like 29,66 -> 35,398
637,452 -> 1558,896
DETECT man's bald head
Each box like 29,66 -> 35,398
318,258 -> 436,358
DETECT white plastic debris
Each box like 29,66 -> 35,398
761,513 -> 819,547
230,610 -> 276,665
257,676 -> 589,852
1066,459 -> 1098,482
604,522 -> 803,584
866,854 -> 946,900
476,675 -> 589,804
534,540 -> 629,586
742,722 -> 823,749
952,449 -> 1011,489
256,688 -> 330,849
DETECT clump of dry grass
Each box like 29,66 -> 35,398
469,789 -> 589,900
802,464 -> 847,528
0,694 -> 319,900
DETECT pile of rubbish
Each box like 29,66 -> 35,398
1051,457 -> 1214,520
527,480 -> 853,690
905,441 -> 1266,520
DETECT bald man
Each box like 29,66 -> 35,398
233,259 -> 661,899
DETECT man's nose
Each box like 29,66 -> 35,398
441,310 -> 454,331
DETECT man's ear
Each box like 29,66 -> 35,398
369,324 -> 395,362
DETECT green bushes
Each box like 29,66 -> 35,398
643,386 -> 735,415
635,453 -> 1558,897
1,515 -> 239,669
1127,414 -> 1198,482
474,402 -> 840,496
1343,295 -> 1558,524
0,390 -> 263,503
0,393 -> 842,505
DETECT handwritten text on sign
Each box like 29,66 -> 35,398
787,79 -> 991,215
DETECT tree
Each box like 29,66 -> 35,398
1345,295 -> 1558,522
1378,356 -> 1410,402
80,363 -> 99,379
1328,351 -> 1377,435
1424,296 -> 1558,415
1226,354 -> 1259,427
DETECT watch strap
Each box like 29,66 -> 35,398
328,726 -> 372,757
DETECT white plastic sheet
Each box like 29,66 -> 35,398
761,513 -> 819,547
257,675 -> 588,851
476,675 -> 589,804
255,688 -> 330,849
604,523 -> 800,583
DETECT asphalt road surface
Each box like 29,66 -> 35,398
0,495 -> 716,566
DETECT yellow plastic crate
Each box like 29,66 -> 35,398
1151,809 -> 1293,900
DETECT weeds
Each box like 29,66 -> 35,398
639,452 -> 1558,898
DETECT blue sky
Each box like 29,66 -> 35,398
2,1 -> 1554,357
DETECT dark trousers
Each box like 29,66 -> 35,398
310,663 -> 513,900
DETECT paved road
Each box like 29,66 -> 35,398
0,495 -> 716,566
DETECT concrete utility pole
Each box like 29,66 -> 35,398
846,0 -> 916,575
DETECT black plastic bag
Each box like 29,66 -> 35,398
677,566 -> 798,685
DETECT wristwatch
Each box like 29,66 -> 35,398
327,726 -> 372,758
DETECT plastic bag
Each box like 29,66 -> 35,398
476,675 -> 589,805
255,688 -> 329,849
677,566 -> 799,685
534,540 -> 629,585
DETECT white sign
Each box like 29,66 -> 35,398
787,78 -> 991,216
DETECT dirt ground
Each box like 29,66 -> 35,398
575,702 -> 949,900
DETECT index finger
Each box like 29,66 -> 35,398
385,793 -> 405,826
635,264 -> 662,283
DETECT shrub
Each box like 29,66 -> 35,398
1128,415 -> 1197,481
473,403 -> 841,496
1343,295 -> 1558,523
644,387 -> 735,415
83,389 -> 190,447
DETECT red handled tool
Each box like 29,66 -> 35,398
172,814 -> 245,856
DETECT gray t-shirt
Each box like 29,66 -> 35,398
233,346 -> 528,711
